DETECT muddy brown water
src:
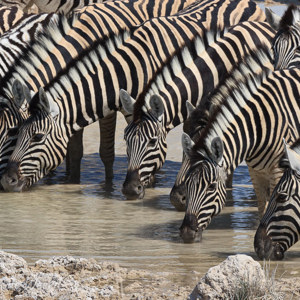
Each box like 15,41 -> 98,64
1,1 -> 299,289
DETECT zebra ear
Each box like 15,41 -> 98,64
182,132 -> 194,158
12,79 -> 31,109
284,140 -> 300,174
265,8 -> 281,30
186,101 -> 196,119
38,87 -> 59,118
210,137 -> 223,164
280,5 -> 300,29
120,89 -> 136,114
149,94 -> 164,121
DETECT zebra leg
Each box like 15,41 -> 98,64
99,111 -> 117,180
226,172 -> 233,188
248,167 -> 270,217
66,129 -> 84,183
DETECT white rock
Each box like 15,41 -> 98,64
189,254 -> 266,300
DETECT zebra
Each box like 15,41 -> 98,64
179,50 -> 300,243
254,139 -> 300,260
0,0 -> 195,183
267,4 -> 300,70
171,6 -> 300,211
0,4 -> 28,36
120,20 -> 274,201
0,0 -> 104,14
0,0 -> 265,192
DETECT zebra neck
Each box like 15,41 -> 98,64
201,68 -> 300,174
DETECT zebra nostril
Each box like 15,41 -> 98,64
8,175 -> 18,186
137,185 -> 143,193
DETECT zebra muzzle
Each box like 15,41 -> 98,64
180,213 -> 202,243
170,183 -> 186,212
254,224 -> 284,260
122,170 -> 145,200
0,162 -> 25,192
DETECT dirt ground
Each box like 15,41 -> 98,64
1,251 -> 300,299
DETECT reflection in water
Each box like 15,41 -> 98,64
0,154 -> 300,286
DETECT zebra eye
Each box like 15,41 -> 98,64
148,138 -> 157,147
7,127 -> 19,137
276,192 -> 288,203
207,182 -> 217,191
31,133 -> 45,143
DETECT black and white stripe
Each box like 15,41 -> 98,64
0,0 -> 265,192
255,139 -> 300,260
180,49 -> 300,243
0,0 -> 195,183
120,19 -> 273,201
0,4 -> 28,35
269,4 -> 300,69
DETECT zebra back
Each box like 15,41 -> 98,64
0,5 -> 28,35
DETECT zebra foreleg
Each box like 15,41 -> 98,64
66,129 -> 84,183
99,111 -> 117,180
248,167 -> 271,218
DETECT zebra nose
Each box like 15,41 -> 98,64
122,170 -> 145,200
0,162 -> 21,192
180,213 -> 202,243
254,224 -> 285,260
170,183 -> 186,211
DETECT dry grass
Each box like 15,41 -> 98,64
225,262 -> 291,300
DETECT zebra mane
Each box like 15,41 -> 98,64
1,12 -> 131,100
132,26 -> 227,123
0,12 -> 73,96
189,44 -> 273,160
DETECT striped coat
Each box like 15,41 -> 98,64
0,0 -> 196,182
0,0 -> 265,191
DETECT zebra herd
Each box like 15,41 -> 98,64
0,0 -> 300,261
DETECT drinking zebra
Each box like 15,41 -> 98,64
0,0 -> 195,183
254,139 -> 300,260
120,20 -> 274,202
179,50 -> 300,243
0,0 -> 265,192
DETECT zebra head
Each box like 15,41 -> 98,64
179,133 -> 227,243
268,5 -> 300,69
120,89 -> 167,200
0,87 -> 63,192
0,80 -> 31,176
254,141 -> 300,260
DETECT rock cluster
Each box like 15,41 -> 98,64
0,251 -> 298,299
0,251 -> 191,299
